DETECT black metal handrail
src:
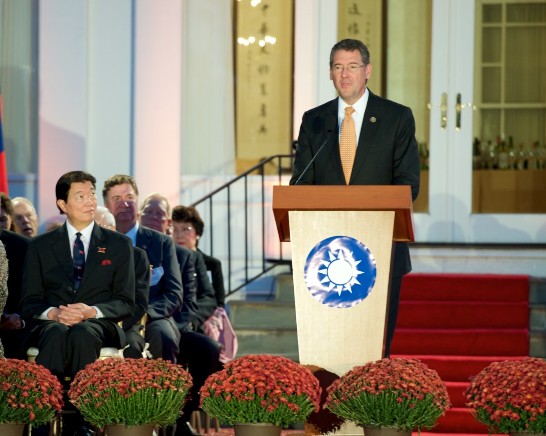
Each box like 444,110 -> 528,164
190,155 -> 294,297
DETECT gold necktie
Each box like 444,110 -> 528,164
340,106 -> 356,184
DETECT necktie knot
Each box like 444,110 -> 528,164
73,232 -> 86,290
345,106 -> 355,116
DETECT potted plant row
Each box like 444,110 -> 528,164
465,357 -> 546,434
324,357 -> 451,434
68,358 -> 192,434
0,359 -> 64,435
200,354 -> 322,435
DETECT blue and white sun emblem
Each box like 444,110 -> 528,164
304,236 -> 377,308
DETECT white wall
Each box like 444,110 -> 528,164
38,0 -> 88,219
36,0 -> 236,221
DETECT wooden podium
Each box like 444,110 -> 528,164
272,185 -> 414,435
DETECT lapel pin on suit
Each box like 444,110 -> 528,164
370,116 -> 377,123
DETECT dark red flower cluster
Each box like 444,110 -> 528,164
69,358 -> 191,401
324,358 -> 450,429
68,358 -> 192,428
465,357 -> 546,432
326,358 -> 450,411
200,354 -> 321,426
0,359 -> 64,425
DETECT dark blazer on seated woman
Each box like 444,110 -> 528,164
198,249 -> 226,308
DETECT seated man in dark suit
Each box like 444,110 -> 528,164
20,171 -> 136,436
0,222 -> 30,359
94,206 -> 150,359
102,175 -> 184,363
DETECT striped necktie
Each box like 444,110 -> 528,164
73,232 -> 85,290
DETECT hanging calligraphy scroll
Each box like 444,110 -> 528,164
338,0 -> 384,95
235,0 -> 294,173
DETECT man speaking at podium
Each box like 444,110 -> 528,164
290,39 -> 420,356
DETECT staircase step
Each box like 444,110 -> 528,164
401,273 -> 529,302
433,408 -> 490,433
276,273 -> 295,302
235,328 -> 298,357
531,331 -> 546,357
446,381 -> 470,408
230,300 -> 296,329
398,301 -> 528,328
391,328 -> 529,356
390,354 -> 527,381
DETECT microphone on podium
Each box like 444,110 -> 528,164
293,115 -> 337,185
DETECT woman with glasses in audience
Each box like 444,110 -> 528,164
171,206 -> 226,308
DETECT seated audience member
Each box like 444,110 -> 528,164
43,215 -> 67,232
0,241 -> 6,357
0,220 -> 30,359
0,193 -> 20,232
20,171 -> 135,436
172,205 -> 226,308
12,196 -> 39,237
94,205 -> 116,230
95,206 -> 150,359
102,175 -> 183,364
140,193 -> 220,436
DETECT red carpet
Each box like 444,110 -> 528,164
391,273 -> 530,434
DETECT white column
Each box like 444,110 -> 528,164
293,0 -> 338,139
38,0 -> 88,222
132,0 -> 183,205
181,0 -> 235,178
87,0 -> 133,195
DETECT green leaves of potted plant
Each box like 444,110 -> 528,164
199,354 -> 321,435
68,358 -> 192,434
0,359 -> 64,435
324,358 -> 451,434
465,357 -> 546,434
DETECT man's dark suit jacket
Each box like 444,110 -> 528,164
172,246 -> 217,332
290,91 -> 420,276
21,223 -> 135,346
122,246 -> 150,358
135,225 -> 183,321
122,246 -> 150,330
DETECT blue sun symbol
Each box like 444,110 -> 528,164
304,236 -> 377,308
318,249 -> 364,295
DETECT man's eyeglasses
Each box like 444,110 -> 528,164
331,64 -> 365,74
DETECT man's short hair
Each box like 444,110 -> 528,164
102,174 -> 139,202
12,196 -> 37,214
55,171 -> 97,213
140,193 -> 171,216
95,205 -> 116,229
329,39 -> 370,67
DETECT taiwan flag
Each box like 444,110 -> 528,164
0,93 -> 8,194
